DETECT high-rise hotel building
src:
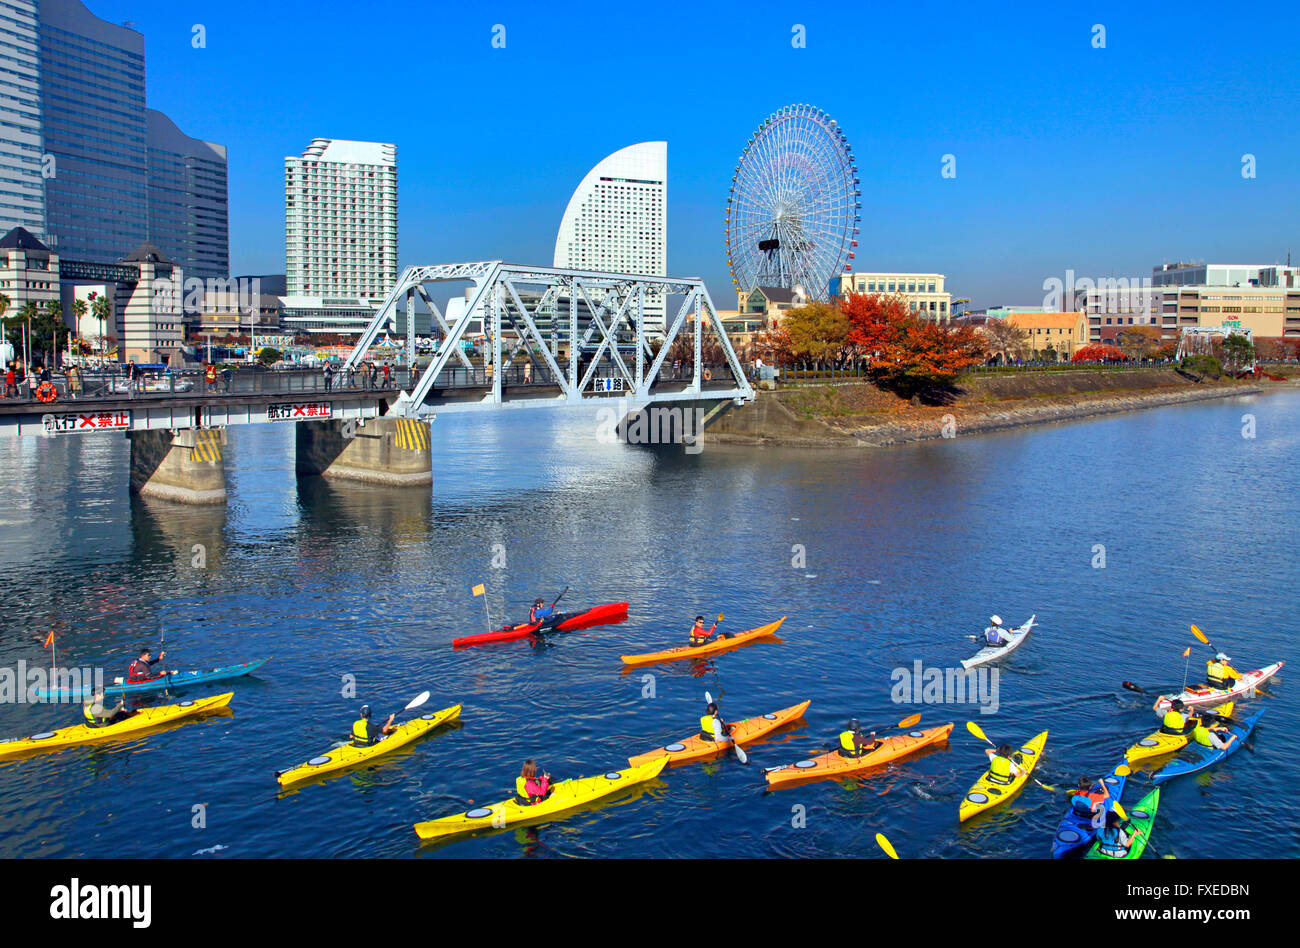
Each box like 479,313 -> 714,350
554,141 -> 667,328
285,139 -> 397,301
0,0 -> 228,279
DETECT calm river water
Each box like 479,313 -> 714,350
0,390 -> 1295,858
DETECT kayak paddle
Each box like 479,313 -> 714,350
965,721 -> 1056,792
875,833 -> 899,859
704,690 -> 747,764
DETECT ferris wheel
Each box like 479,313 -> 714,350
725,104 -> 861,301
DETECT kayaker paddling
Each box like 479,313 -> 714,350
516,759 -> 552,804
126,647 -> 166,684
982,615 -> 1010,647
529,597 -> 562,627
1069,776 -> 1115,820
351,705 -> 397,746
82,688 -> 132,728
1192,713 -> 1237,752
1159,699 -> 1197,735
699,700 -> 737,743
1096,809 -> 1138,857
1206,653 -> 1240,690
987,744 -> 1025,784
837,719 -> 881,758
688,614 -> 727,647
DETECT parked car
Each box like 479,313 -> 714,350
108,373 -> 194,394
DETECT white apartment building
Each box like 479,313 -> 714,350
0,0 -> 45,240
285,139 -> 397,302
830,271 -> 952,321
554,142 -> 667,328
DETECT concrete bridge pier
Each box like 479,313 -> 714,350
295,417 -> 433,486
615,398 -> 739,451
128,428 -> 228,505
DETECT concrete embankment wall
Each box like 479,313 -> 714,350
296,417 -> 432,486
707,372 -> 1269,447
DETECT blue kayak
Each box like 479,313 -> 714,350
1152,708 -> 1264,784
1051,763 -> 1127,858
33,658 -> 271,701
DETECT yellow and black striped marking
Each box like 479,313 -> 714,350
393,418 -> 429,452
192,429 -> 224,463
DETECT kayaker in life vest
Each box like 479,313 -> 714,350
1206,653 -> 1240,690
1069,776 -> 1112,817
983,615 -> 1009,646
988,744 -> 1025,784
1159,699 -> 1192,735
350,705 -> 396,746
126,647 -> 166,684
82,689 -> 132,728
837,719 -> 880,758
1191,713 -> 1236,752
529,598 -> 560,626
516,759 -> 552,804
699,701 -> 734,742
1096,809 -> 1136,857
688,615 -> 726,647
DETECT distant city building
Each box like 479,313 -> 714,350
114,242 -> 182,363
0,1 -> 45,240
1152,262 -> 1300,289
191,289 -> 282,337
146,109 -> 229,282
0,0 -> 230,325
1080,284 -> 1300,344
830,271 -> 952,321
554,142 -> 667,328
37,0 -> 148,262
279,296 -> 384,337
285,138 -> 397,300
736,285 -> 806,328
1004,312 -> 1089,360
0,225 -> 59,313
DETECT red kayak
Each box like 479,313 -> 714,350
452,602 -> 629,648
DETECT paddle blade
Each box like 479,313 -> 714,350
875,833 -> 899,859
1115,764 -> 1131,777
1121,681 -> 1146,693
705,691 -> 714,705
897,713 -> 922,729
405,691 -> 431,711
965,721 -> 989,743
1190,624 -> 1210,645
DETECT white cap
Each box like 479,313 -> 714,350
990,615 -> 1003,626
1216,652 -> 1230,661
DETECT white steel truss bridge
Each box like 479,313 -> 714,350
345,262 -> 755,416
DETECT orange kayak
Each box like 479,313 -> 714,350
620,617 -> 785,667
628,700 -> 811,768
764,722 -> 955,788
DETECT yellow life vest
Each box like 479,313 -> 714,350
990,753 -> 1014,780
1161,709 -> 1186,732
515,776 -> 529,799
351,718 -> 370,744
83,703 -> 97,726
839,731 -> 858,754
701,715 -> 718,739
1192,722 -> 1213,747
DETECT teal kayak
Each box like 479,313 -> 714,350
1152,709 -> 1263,784
32,658 -> 270,701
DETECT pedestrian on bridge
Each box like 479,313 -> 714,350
66,363 -> 81,399
382,361 -> 392,388
4,363 -> 14,398
323,362 -> 334,392
346,364 -> 356,389
204,362 -> 217,393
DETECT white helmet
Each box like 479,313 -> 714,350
990,615 -> 1003,626
1215,652 -> 1231,662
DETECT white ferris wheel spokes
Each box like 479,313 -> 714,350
726,104 -> 860,300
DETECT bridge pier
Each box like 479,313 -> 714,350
615,398 -> 737,451
128,428 -> 228,505
295,417 -> 432,487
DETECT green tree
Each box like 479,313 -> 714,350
257,346 -> 281,365
90,292 -> 112,352
783,301 -> 851,364
1218,333 -> 1255,374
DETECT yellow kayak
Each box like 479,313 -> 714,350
0,692 -> 233,759
414,756 -> 668,841
1126,701 -> 1233,764
620,618 -> 785,667
959,730 -> 1048,822
277,704 -> 461,787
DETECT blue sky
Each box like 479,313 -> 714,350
99,0 -> 1299,307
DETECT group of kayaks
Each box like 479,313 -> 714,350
3,607 -> 1281,858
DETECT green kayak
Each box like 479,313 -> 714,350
1086,787 -> 1160,859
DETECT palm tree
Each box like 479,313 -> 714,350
90,293 -> 111,354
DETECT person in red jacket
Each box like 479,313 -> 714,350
126,647 -> 166,684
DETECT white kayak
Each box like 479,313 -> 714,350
1152,660 -> 1284,714
962,615 -> 1036,670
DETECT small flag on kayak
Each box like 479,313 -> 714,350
1183,647 -> 1191,657
471,584 -> 485,597
43,630 -> 54,648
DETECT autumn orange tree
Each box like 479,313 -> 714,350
1072,343 -> 1127,362
839,292 -> 986,396
783,301 -> 851,364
